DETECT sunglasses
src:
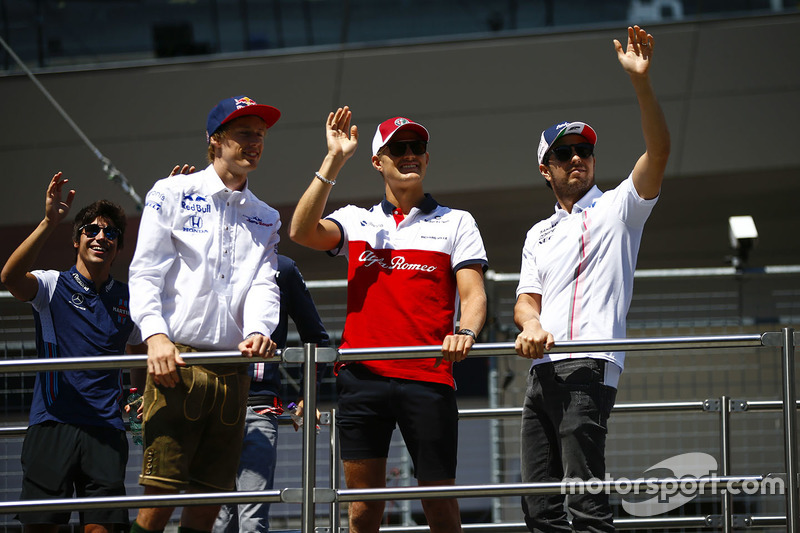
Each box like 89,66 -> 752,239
548,142 -> 594,163
80,223 -> 121,241
384,140 -> 427,157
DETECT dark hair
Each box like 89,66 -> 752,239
72,200 -> 127,249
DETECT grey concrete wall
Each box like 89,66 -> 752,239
1,13 -> 798,278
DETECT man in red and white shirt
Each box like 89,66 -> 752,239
291,108 -> 487,533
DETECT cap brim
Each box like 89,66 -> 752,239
222,104 -> 281,129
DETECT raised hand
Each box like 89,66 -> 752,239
326,106 -> 359,162
44,172 -> 76,227
614,25 -> 654,77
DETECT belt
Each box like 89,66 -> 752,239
548,358 -> 621,389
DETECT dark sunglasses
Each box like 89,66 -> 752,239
80,223 -> 121,241
548,142 -> 594,163
384,140 -> 427,157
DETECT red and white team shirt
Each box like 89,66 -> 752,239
327,194 -> 488,388
516,175 -> 657,373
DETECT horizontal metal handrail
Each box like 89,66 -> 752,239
336,476 -> 765,503
380,515 -> 789,532
336,334 -> 765,361
4,396 -> 790,437
0,334 -> 767,373
0,476 -> 767,515
0,410 -> 332,437
0,489 -> 282,515
0,350 -> 286,373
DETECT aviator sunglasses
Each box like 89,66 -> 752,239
548,142 -> 594,163
79,223 -> 121,241
384,140 -> 428,157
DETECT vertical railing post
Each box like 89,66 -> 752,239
485,270 -> 503,522
719,395 -> 732,532
330,408 -> 341,533
302,343 -> 318,533
488,358 -> 502,522
781,327 -> 798,532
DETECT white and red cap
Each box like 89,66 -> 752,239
537,121 -> 597,164
372,117 -> 430,155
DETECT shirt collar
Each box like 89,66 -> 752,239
202,164 -> 251,204
553,185 -> 602,215
380,193 -> 439,215
69,265 -> 115,294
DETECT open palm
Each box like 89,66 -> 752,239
614,25 -> 654,77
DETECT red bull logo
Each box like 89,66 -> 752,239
234,96 -> 258,109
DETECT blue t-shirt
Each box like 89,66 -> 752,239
28,266 -> 141,430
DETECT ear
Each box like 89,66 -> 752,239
371,154 -> 383,173
539,163 -> 552,184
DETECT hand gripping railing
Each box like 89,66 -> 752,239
1,330 -> 797,532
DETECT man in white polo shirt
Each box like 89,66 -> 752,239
290,107 -> 487,533
514,25 -> 670,532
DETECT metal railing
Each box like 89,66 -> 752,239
1,330 -> 797,531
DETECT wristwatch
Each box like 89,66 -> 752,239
456,328 -> 477,341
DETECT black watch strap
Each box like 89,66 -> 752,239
456,328 -> 477,341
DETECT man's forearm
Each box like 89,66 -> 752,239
632,74 -> 670,165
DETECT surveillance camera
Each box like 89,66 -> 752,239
728,216 -> 758,250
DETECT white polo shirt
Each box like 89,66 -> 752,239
516,175 -> 657,374
129,165 -> 281,350
327,194 -> 488,387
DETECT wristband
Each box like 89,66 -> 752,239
456,328 -> 477,341
315,172 -> 336,186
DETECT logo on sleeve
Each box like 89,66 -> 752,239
145,191 -> 165,212
243,215 -> 274,227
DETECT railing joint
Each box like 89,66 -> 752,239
761,331 -> 784,346
314,488 -> 337,503
283,346 -> 338,363
729,399 -> 748,412
703,399 -> 721,412
281,488 -> 302,503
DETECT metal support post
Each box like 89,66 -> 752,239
719,396 -> 732,533
781,327 -> 798,533
488,357 -> 502,522
302,343 -> 318,533
330,408 -> 341,533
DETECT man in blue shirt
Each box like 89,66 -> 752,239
1,172 -> 144,533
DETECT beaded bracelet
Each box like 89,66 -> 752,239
315,172 -> 336,186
